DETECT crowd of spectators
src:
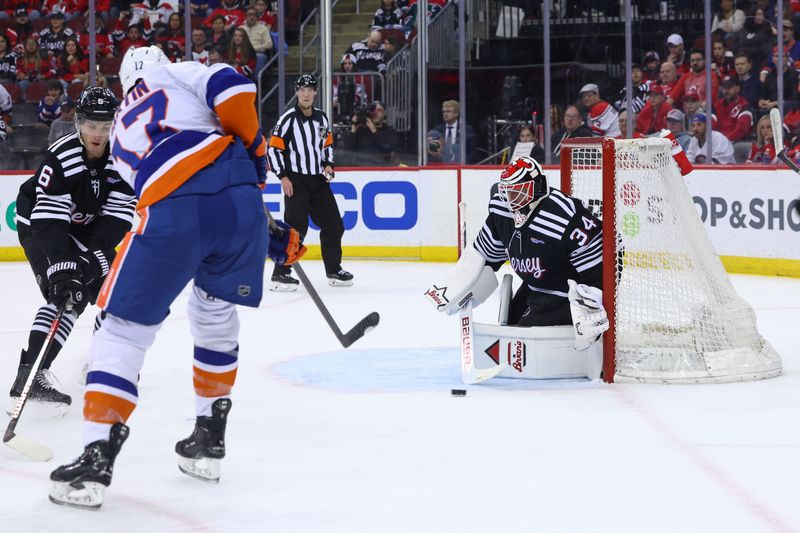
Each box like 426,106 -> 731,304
543,0 -> 800,165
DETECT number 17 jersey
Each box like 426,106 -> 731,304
110,62 -> 260,209
473,188 -> 604,298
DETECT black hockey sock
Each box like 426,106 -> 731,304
22,306 -> 77,369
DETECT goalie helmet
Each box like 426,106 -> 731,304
119,46 -> 170,95
498,156 -> 549,228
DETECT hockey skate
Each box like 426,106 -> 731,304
270,272 -> 300,292
327,269 -> 354,287
8,362 -> 71,417
49,423 -> 129,510
175,398 -> 231,483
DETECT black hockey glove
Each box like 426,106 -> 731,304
78,249 -> 113,302
47,260 -> 86,314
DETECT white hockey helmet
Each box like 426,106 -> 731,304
498,156 -> 549,227
119,46 -> 170,95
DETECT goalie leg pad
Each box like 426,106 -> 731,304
424,247 -> 498,315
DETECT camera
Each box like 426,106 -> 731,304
428,140 -> 441,152
353,105 -> 369,124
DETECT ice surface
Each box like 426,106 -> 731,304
0,261 -> 798,533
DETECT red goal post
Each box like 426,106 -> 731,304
558,137 -> 781,384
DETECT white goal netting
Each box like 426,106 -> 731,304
564,137 -> 781,383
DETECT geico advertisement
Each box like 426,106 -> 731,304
686,169 -> 800,259
262,169 -> 426,246
0,174 -> 27,247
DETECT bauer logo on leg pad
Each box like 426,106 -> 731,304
424,285 -> 449,310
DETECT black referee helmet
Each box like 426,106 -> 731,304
295,74 -> 317,91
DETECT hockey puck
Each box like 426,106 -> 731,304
451,389 -> 467,396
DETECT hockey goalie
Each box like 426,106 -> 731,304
424,156 -> 608,383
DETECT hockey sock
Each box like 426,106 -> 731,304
193,345 -> 238,417
20,305 -> 77,368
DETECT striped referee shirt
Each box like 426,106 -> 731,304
268,105 -> 334,178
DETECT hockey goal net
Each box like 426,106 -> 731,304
560,137 -> 781,383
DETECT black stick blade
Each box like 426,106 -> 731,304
341,312 -> 380,348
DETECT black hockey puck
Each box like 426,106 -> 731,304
451,389 -> 467,396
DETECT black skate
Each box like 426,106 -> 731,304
327,269 -> 354,287
175,398 -> 232,483
270,272 -> 300,292
49,423 -> 129,510
8,362 -> 71,416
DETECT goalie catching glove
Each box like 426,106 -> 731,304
568,279 -> 608,351
268,219 -> 306,265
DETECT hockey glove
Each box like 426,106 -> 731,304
47,260 -> 87,314
567,279 -> 608,351
247,128 -> 268,185
78,249 -> 113,302
268,220 -> 307,265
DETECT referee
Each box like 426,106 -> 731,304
267,74 -> 353,291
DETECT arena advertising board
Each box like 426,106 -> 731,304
0,166 -> 798,275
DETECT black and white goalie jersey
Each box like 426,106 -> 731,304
474,188 -> 603,297
16,131 -> 137,262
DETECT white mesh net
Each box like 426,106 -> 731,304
566,137 -> 782,383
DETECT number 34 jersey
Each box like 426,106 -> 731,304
473,188 -> 604,298
110,62 -> 261,209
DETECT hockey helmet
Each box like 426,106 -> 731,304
76,86 -> 117,122
119,45 -> 170,95
295,74 -> 317,91
498,156 -> 549,227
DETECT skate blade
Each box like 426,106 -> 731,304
177,456 -> 221,483
270,282 -> 299,292
7,398 -> 69,419
49,481 -> 104,510
327,279 -> 353,287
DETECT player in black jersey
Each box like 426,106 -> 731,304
425,156 -> 609,351
9,86 -> 136,410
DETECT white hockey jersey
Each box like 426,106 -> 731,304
110,61 -> 265,208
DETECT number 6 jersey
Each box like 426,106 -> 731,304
473,188 -> 604,298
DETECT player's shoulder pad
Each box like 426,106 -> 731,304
46,131 -> 81,160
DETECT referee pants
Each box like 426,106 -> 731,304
274,171 -> 345,276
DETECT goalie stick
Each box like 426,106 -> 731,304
458,202 -> 506,384
769,108 -> 800,174
265,211 -> 379,348
3,302 -> 67,461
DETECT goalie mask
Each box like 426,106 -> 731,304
498,156 -> 549,228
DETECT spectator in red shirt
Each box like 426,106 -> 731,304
227,27 -> 256,80
156,12 -> 186,62
79,17 -> 115,59
666,33 -> 689,77
11,9 -> 37,50
255,0 -> 276,27
204,0 -> 246,31
57,36 -> 88,85
641,50 -> 660,83
714,77 -> 753,143
113,16 -> 153,56
16,37 -> 52,92
747,115 -> 776,164
711,39 -> 735,80
667,49 -> 719,111
658,61 -> 680,95
636,84 -> 673,136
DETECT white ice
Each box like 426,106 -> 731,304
0,260 -> 799,533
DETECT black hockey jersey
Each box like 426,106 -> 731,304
473,189 -> 603,298
16,132 -> 137,262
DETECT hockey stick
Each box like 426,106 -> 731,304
769,108 -> 800,173
3,302 -> 67,461
265,210 -> 380,348
293,263 -> 380,348
457,202 -> 506,384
